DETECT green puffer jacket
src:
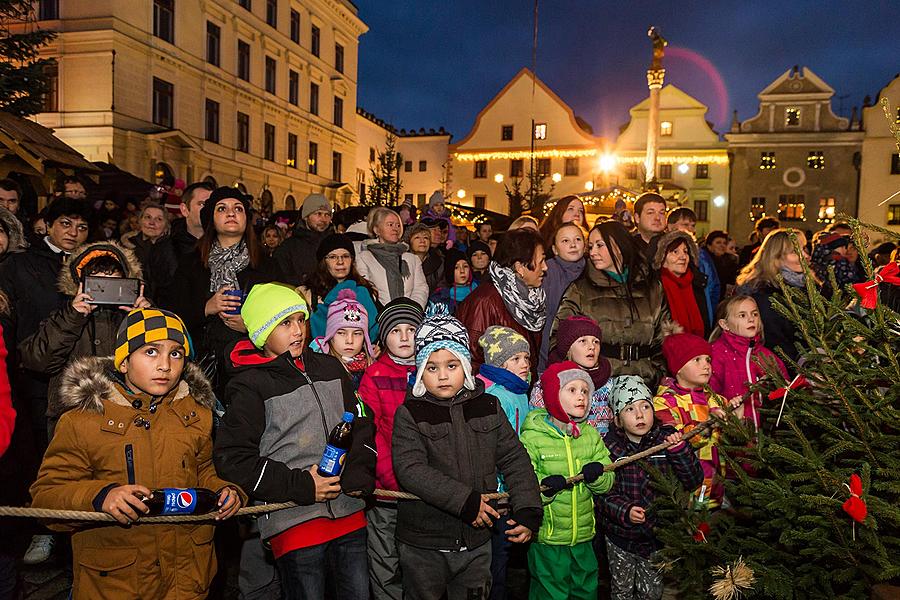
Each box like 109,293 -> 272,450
519,408 -> 614,546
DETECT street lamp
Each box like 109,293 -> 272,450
551,172 -> 562,183
678,163 -> 689,175
584,181 -> 594,191
456,189 -> 466,199
598,153 -> 617,173
713,195 -> 725,208
494,173 -> 504,183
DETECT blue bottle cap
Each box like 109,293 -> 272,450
342,411 -> 355,423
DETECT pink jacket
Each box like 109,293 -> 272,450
709,330 -> 788,429
358,352 -> 415,496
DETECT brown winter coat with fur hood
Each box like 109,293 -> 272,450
30,356 -> 246,600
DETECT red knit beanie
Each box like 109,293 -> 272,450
662,332 -> 712,376
550,316 -> 603,363
540,360 -> 594,437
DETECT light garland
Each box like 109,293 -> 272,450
616,153 -> 729,166
453,148 -> 599,162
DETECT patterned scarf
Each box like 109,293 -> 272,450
342,351 -> 371,374
367,241 -> 410,300
208,240 -> 249,293
488,261 -> 546,332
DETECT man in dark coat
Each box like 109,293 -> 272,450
273,193 -> 334,286
169,181 -> 213,256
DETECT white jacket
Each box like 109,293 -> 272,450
356,241 -> 429,308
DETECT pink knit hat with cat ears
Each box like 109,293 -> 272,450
318,288 -> 374,356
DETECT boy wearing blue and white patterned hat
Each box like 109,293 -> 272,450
391,306 -> 543,600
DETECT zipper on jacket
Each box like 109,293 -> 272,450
744,345 -> 759,431
124,444 -> 135,485
564,436 -> 577,546
296,365 -> 336,519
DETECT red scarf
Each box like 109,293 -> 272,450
661,267 -> 704,336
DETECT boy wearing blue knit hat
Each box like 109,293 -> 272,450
391,305 -> 543,599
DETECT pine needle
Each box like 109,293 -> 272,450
709,557 -> 756,600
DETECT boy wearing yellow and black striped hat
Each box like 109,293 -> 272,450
30,307 -> 247,600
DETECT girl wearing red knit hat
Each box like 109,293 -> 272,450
652,327 -> 742,509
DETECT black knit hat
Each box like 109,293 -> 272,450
443,249 -> 469,286
467,240 -> 492,261
316,233 -> 356,263
200,187 -> 252,231
377,296 -> 424,345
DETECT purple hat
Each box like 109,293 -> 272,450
549,316 -> 603,363
316,288 -> 374,356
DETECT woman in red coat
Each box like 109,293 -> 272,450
457,228 -> 547,380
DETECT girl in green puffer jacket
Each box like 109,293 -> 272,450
520,361 -> 614,600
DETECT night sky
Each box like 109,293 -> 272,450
356,1 -> 898,142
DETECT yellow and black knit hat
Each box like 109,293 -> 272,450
114,308 -> 191,369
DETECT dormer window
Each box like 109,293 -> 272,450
786,107 -> 801,127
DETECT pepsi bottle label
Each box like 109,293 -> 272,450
319,445 -> 347,477
161,488 -> 197,515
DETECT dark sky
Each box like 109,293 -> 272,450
355,1 -> 898,142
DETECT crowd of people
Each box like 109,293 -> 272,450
0,176 -> 887,600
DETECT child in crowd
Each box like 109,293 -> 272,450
539,222 -> 587,372
392,306 -> 542,600
653,329 -> 742,509
601,376 -> 703,600
358,297 -> 424,600
520,361 -> 615,600
214,283 -> 376,600
428,249 -> 478,314
476,325 -> 533,600
532,316 -> 615,434
31,308 -> 245,599
311,288 -> 375,386
709,295 -> 788,431
467,240 -> 492,283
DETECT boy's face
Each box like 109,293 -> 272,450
263,313 -> 307,358
677,355 -> 712,388
118,340 -> 186,396
422,348 -> 465,399
332,327 -> 364,358
501,351 -> 530,380
385,323 -> 416,359
453,260 -> 470,286
616,399 -> 654,442
567,335 -> 600,369
559,378 -> 590,420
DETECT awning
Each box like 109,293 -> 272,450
0,112 -> 98,174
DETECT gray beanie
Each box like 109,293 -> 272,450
428,190 -> 445,209
609,375 -> 653,415
557,368 -> 595,402
301,193 -> 331,219
478,326 -> 530,368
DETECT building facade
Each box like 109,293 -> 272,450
354,108 -> 451,208
614,84 -> 729,232
31,0 -> 366,212
725,67 -> 863,245
858,75 -> 900,234
449,68 -> 605,214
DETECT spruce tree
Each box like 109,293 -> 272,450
367,131 -> 402,206
0,0 -> 56,117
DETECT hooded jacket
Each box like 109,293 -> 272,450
18,241 -> 143,420
392,379 -> 542,551
0,207 -> 27,260
273,222 -> 335,286
519,408 -> 614,546
30,357 -> 245,600
601,423 -> 702,558
213,341 -> 376,541
652,230 -> 711,336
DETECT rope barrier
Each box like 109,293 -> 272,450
0,396 -> 743,523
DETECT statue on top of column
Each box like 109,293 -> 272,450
647,26 -> 667,71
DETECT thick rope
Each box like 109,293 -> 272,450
0,396 -> 742,523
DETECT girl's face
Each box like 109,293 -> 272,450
553,226 -> 585,263
470,250 -> 490,270
588,229 -> 620,273
677,355 -> 712,388
663,242 -> 690,276
453,260 -> 471,286
409,232 -> 431,254
213,199 -> 247,236
501,351 -> 531,380
567,335 -> 600,369
559,378 -> 590,420
385,323 -> 416,359
263,228 -> 282,248
376,212 -> 403,244
720,298 -> 760,338
324,249 -> 352,281
616,399 -> 655,442
331,327 -> 365,358
726,238 -> 737,255
780,234 -> 807,273
562,199 -> 585,225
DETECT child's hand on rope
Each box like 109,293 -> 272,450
215,487 -> 242,520
308,466 -> 341,502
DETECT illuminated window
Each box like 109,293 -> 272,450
750,197 -> 766,221
534,123 -> 547,140
474,160 -> 487,179
778,194 -> 805,221
695,163 -> 709,179
807,151 -> 825,170
501,125 -> 513,141
888,204 -> 900,226
896,108 -> 900,124
509,159 -> 523,178
694,200 -> 709,222
760,152 -> 776,170
660,121 -> 673,136
817,197 -> 835,223
536,158 -> 551,177
564,158 -> 579,176
659,164 -> 672,179
308,141 -> 318,174
786,107 -> 801,127
287,133 -> 297,168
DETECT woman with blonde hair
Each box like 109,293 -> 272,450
356,206 -> 429,307
735,228 -> 813,363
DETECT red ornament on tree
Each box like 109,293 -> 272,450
842,474 -> 867,524
693,521 -> 711,543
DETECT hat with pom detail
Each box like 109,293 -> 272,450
411,303 -> 474,397
316,288 -> 374,356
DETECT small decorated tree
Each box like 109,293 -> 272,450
0,1 -> 57,117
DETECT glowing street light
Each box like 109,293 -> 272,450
456,189 -> 466,199
713,195 -> 725,208
551,172 -> 562,183
494,173 -> 504,183
584,181 -> 594,191
678,163 -> 689,175
598,153 -> 617,173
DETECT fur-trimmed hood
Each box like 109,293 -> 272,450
0,206 -> 27,254
56,356 -> 214,414
58,241 -> 143,296
651,230 -> 700,271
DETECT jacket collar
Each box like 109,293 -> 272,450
719,329 -> 760,353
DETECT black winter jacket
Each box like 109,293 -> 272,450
273,224 -> 334,286
392,380 -> 542,551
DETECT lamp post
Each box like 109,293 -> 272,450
644,26 -> 667,192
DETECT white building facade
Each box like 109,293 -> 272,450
858,75 -> 900,234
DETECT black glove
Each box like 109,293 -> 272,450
540,475 -> 567,498
581,462 -> 605,484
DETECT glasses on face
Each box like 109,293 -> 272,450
325,252 -> 351,263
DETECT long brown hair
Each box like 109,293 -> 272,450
736,228 -> 805,289
198,211 -> 261,269
307,257 -> 378,308
539,195 -> 590,249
